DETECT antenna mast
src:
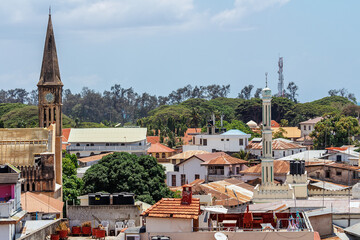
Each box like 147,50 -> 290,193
277,57 -> 284,97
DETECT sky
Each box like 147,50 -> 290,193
0,0 -> 359,103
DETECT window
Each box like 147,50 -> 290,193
195,174 -> 200,180
272,151 -> 274,157
303,126 -> 306,130
283,151 -> 286,157
162,153 -> 166,158
86,144 -> 89,146
155,153 -> 160,158
171,175 -> 176,186
226,139 -> 229,141
181,174 -> 186,186
239,139 -> 244,146
336,171 -> 341,176
336,155 -> 342,162
139,142 -> 142,146
76,143 -> 80,146
193,137 -> 195,144
221,139 -> 224,141
200,139 -> 203,145
90,143 -> 94,146
172,159 -> 177,164
203,139 -> 207,146
325,170 -> 330,178
236,167 -> 240,174
308,126 -> 311,130
292,150 -> 294,155
106,143 -> 109,146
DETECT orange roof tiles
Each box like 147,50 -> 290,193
147,143 -> 175,153
241,161 -> 290,175
247,139 -> 305,150
21,192 -> 64,214
147,136 -> 160,144
141,198 -> 200,219
78,152 -> 113,163
62,128 -> 71,142
326,147 -> 349,151
271,120 -> 280,127
200,153 -> 247,165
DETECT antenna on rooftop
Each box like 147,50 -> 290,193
49,6 -> 51,15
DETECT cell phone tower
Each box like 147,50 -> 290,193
277,57 -> 284,97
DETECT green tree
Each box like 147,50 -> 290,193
280,119 -> 289,127
273,127 -> 288,139
82,152 -> 173,204
310,114 -> 360,149
62,155 -> 83,204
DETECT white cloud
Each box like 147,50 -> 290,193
212,0 -> 289,27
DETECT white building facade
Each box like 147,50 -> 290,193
182,129 -> 251,153
67,128 -> 149,157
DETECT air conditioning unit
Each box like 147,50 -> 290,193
126,235 -> 140,240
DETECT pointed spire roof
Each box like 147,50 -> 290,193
38,13 -> 63,86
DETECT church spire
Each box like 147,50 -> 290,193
38,12 -> 62,86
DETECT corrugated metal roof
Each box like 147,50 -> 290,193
68,128 -> 147,143
240,160 -> 290,175
247,139 -> 305,150
344,222 -> 360,237
310,181 -> 350,191
300,117 -> 323,125
271,127 -> 301,138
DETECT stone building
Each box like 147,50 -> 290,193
0,13 -> 63,199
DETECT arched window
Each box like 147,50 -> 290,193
156,153 -> 160,158
162,153 -> 166,158
26,183 -> 30,192
32,182 -> 36,191
76,143 -> 80,146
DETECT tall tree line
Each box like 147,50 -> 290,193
0,84 -> 231,125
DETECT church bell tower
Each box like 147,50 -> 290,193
37,12 -> 63,186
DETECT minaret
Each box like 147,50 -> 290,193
37,11 -> 63,186
277,57 -> 284,97
261,74 -> 274,184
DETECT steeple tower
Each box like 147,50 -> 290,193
37,12 -> 63,186
37,12 -> 63,137
261,83 -> 274,184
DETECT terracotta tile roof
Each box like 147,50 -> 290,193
147,143 -> 175,153
62,128 -> 71,142
147,136 -> 160,144
168,150 -> 210,160
141,198 -> 200,219
240,160 -> 290,175
193,152 -> 224,162
271,120 -> 280,128
247,139 -> 305,150
184,128 -> 202,137
200,153 -> 247,165
21,192 -> 63,214
326,147 -> 349,151
271,127 -> 301,139
78,152 -> 113,163
300,117 -> 323,125
169,179 -> 205,192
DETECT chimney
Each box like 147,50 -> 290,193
181,184 -> 192,205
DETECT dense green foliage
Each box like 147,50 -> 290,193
0,103 -> 73,128
310,114 -> 360,149
62,153 -> 83,204
82,152 -> 173,204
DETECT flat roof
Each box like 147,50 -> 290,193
68,128 -> 147,143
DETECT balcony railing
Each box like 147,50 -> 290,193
67,143 -> 150,152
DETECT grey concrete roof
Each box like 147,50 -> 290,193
278,150 -> 327,161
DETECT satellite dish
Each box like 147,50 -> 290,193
214,232 -> 228,240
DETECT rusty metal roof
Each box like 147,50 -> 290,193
147,143 -> 175,153
240,160 -> 290,175
247,139 -> 305,150
141,198 -> 200,219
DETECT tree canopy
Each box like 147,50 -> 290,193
82,152 -> 173,204
310,114 -> 360,149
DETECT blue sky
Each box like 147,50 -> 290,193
0,0 -> 359,103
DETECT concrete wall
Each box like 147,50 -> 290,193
146,218 -> 192,232
67,205 -> 140,230
307,165 -> 359,185
0,224 -> 11,240
140,231 -> 316,240
308,213 -> 333,237
250,148 -> 306,159
17,219 -> 61,240
300,123 -> 315,137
